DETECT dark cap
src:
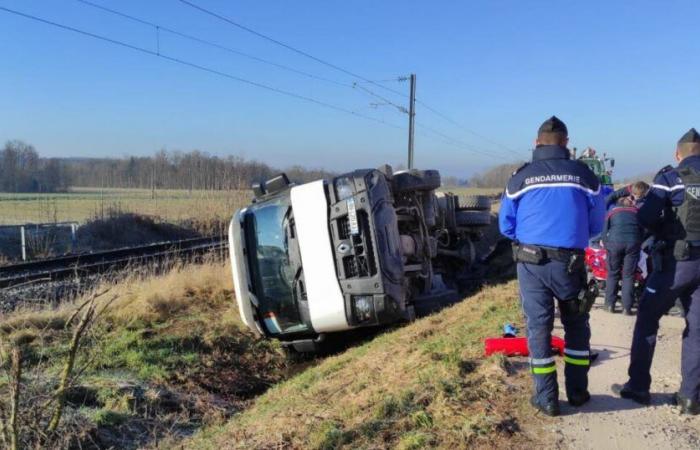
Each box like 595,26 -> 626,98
538,116 -> 568,136
679,128 -> 700,144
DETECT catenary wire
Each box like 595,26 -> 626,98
176,0 -> 522,158
0,5 -> 512,161
76,0 -> 355,89
0,6 -> 405,131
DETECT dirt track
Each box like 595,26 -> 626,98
537,304 -> 700,449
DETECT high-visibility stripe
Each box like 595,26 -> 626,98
532,365 -> 556,375
652,183 -> 684,192
564,348 -> 590,357
564,356 -> 590,366
530,356 -> 556,365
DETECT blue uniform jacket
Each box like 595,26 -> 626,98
638,154 -> 700,239
499,145 -> 605,250
601,206 -> 642,244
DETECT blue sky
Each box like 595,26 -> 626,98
1,0 -> 699,179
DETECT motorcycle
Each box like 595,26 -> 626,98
584,243 -> 647,306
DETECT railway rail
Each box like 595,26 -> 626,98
0,236 -> 227,289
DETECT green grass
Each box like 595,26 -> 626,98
184,280 -> 536,450
0,186 -> 251,225
0,263 -> 287,448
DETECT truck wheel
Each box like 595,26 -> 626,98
455,210 -> 491,227
393,169 -> 441,192
459,195 -> 492,211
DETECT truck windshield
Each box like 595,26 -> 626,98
243,197 -> 308,335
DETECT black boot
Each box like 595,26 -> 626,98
611,383 -> 650,405
675,393 -> 700,415
530,395 -> 560,417
604,304 -> 616,313
568,391 -> 591,407
623,308 -> 634,316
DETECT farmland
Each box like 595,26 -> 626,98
0,186 -> 501,226
0,187 -> 251,226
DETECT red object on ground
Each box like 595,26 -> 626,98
484,336 -> 565,357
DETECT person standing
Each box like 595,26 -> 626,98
613,128 -> 700,414
601,196 -> 644,315
500,116 -> 605,416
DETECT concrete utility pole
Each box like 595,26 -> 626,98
407,73 -> 416,169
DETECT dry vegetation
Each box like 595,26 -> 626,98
0,187 -> 251,227
1,186 -> 501,227
184,280 -> 535,450
0,262 -> 288,449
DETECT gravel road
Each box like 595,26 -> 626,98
536,304 -> 700,449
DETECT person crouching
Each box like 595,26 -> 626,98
602,196 -> 644,315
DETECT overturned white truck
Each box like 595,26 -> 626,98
228,166 -> 500,352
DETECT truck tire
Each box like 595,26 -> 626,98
455,210 -> 491,227
459,195 -> 492,211
393,169 -> 441,192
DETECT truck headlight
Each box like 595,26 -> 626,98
353,295 -> 374,322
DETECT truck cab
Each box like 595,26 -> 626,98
229,166 -> 494,352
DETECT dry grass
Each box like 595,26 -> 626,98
184,280 -> 537,450
442,187 -> 503,197
0,262 -> 287,449
105,262 -> 234,325
0,187 -> 251,226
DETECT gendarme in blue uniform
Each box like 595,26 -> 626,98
500,145 -> 605,248
621,151 -> 700,410
500,140 -> 605,412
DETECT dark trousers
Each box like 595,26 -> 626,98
605,242 -> 641,311
628,251 -> 700,400
518,261 -> 591,404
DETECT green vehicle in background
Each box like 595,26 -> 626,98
575,147 -> 615,194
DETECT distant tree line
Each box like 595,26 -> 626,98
0,140 -> 70,192
64,149 -> 337,190
468,161 -> 526,188
0,141 -> 336,192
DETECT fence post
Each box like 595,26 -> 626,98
20,226 -> 27,261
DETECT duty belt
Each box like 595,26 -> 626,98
513,243 -> 583,265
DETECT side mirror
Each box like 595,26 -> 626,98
610,159 -> 616,168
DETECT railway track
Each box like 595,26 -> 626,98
0,236 -> 227,289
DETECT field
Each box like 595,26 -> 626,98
0,187 -> 251,226
0,186 -> 501,226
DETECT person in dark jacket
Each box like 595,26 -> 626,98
602,196 -> 644,315
613,128 -> 700,414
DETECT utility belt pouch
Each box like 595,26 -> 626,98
513,243 -> 545,265
674,240 -> 691,261
567,253 -> 585,275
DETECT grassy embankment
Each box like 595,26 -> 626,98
184,280 -> 534,450
0,262 -> 288,448
1,264 -> 533,449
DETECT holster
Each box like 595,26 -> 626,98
674,240 -> 691,261
512,243 -> 545,264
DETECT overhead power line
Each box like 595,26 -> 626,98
416,123 -> 511,160
0,6 -> 404,131
76,0 -> 354,89
176,0 -> 408,99
416,100 -> 524,157
176,0 -> 522,159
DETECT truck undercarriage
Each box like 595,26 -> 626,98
229,165 -> 508,352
